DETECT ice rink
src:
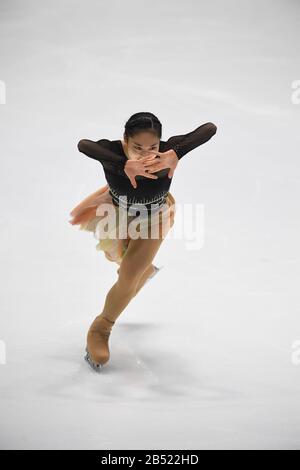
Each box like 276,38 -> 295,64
0,0 -> 300,450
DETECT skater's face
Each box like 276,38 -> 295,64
125,132 -> 160,158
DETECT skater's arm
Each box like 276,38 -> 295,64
77,138 -> 128,176
77,139 -> 125,166
164,122 -> 217,160
77,139 -> 160,184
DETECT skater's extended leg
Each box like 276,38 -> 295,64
132,264 -> 156,296
85,216 -> 173,369
85,253 -> 159,371
99,237 -> 164,323
117,263 -> 155,295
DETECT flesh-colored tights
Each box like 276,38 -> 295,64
99,236 -> 164,323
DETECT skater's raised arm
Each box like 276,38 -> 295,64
77,138 -> 129,176
77,139 -> 125,165
165,122 -> 217,160
77,138 -> 161,184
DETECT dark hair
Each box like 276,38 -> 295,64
124,112 -> 162,140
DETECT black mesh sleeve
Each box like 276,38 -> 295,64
77,138 -> 126,176
165,122 -> 217,159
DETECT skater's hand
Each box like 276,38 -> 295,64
142,149 -> 179,178
124,153 -> 159,189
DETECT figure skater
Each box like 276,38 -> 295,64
69,112 -> 217,371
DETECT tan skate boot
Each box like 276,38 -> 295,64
84,314 -> 115,371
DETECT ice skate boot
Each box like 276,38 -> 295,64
84,315 -> 115,371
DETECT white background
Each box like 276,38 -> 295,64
0,0 -> 300,450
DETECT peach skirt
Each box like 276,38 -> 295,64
68,184 -> 176,265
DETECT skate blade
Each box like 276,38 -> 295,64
84,347 -> 103,372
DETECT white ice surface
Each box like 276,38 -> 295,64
0,0 -> 300,450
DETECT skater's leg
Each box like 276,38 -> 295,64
99,237 -> 164,323
85,250 -> 160,370
117,263 -> 156,295
132,264 -> 156,296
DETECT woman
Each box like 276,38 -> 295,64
69,112 -> 217,371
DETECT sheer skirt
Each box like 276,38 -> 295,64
69,184 -> 176,265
